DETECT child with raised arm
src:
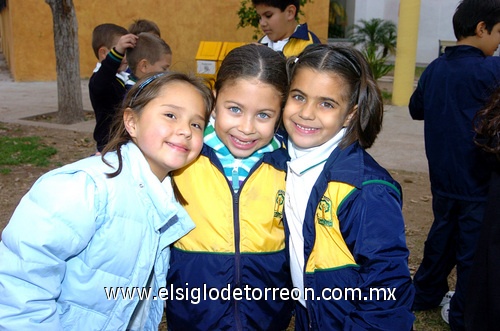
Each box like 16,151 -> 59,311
284,44 -> 414,330
252,0 -> 321,57
89,23 -> 138,153
0,72 -> 214,330
166,44 -> 293,330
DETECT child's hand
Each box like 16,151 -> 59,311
115,34 -> 138,54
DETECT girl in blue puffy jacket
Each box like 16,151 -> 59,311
0,72 -> 214,330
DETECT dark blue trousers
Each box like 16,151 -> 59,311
412,190 -> 485,330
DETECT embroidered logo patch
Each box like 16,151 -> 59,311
316,196 -> 333,227
273,190 -> 285,222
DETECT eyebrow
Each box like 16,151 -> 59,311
160,104 -> 183,110
290,87 -> 341,106
225,100 -> 278,113
161,104 -> 207,121
194,114 -> 206,122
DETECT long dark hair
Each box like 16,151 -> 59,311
475,86 -> 500,156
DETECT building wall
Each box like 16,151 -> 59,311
351,0 -> 460,65
0,0 -> 328,82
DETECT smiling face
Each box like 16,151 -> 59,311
283,68 -> 355,149
213,78 -> 282,158
254,4 -> 296,42
124,81 -> 206,180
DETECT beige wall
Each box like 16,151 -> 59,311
1,0 -> 328,82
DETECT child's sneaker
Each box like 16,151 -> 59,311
439,290 -> 455,307
441,302 -> 450,324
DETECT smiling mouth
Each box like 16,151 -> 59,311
232,136 -> 255,145
230,135 -> 258,150
295,123 -> 319,133
167,142 -> 189,152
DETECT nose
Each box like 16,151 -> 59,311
238,116 -> 256,135
298,103 -> 315,120
177,121 -> 192,139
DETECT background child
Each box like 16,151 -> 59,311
284,44 -> 414,330
0,72 -> 214,330
89,23 -> 138,152
125,32 -> 172,89
464,86 -> 500,330
128,18 -> 161,37
252,0 -> 320,57
166,44 -> 293,330
409,0 -> 500,327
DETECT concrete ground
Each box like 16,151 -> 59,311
0,54 -> 428,174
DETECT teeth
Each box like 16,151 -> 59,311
233,137 -> 253,145
297,123 -> 316,131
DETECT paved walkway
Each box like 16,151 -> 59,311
0,54 -> 428,173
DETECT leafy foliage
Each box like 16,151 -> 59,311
348,18 -> 397,80
328,1 -> 347,38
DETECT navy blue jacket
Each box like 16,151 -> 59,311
409,45 -> 500,200
285,142 -> 414,330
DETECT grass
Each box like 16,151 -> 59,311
414,308 -> 449,330
415,66 -> 426,79
0,136 -> 57,173
382,90 -> 393,104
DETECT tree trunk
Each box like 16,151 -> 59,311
45,0 -> 84,124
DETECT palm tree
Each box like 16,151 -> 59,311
348,18 -> 397,80
349,18 -> 397,57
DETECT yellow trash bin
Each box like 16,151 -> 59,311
195,41 -> 223,84
195,41 -> 247,86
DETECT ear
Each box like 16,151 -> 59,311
343,105 -> 357,127
123,108 -> 138,138
138,59 -> 149,75
98,46 -> 109,61
285,4 -> 297,20
476,21 -> 487,37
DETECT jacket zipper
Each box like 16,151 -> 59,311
233,190 -> 242,331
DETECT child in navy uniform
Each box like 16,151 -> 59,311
284,44 -> 414,330
409,0 -> 500,327
252,0 -> 321,57
89,23 -> 137,152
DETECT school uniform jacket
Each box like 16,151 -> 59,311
409,45 -> 500,200
287,142 -> 415,330
259,23 -> 321,58
89,48 -> 128,152
166,144 -> 293,331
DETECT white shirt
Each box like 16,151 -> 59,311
260,25 -> 299,52
286,128 -> 346,307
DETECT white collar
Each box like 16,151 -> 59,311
288,128 -> 346,175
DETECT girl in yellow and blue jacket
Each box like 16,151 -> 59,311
283,44 -> 415,330
166,44 -> 293,330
